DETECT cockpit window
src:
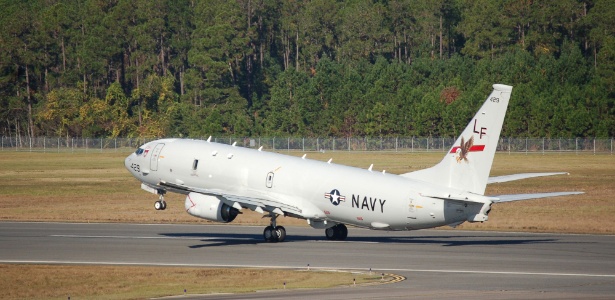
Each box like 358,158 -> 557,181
135,148 -> 145,155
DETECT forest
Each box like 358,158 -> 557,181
1,0 -> 614,139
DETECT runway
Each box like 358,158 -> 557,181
1,222 -> 614,299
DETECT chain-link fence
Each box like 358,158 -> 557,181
1,136 -> 613,154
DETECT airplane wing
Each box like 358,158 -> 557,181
491,191 -> 584,203
158,181 -> 321,219
488,172 -> 569,184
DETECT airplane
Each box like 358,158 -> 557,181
124,84 -> 582,242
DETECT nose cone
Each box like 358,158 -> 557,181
125,154 -> 134,173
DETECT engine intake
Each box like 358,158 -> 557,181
185,192 -> 239,223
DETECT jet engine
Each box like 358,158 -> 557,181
185,192 -> 239,223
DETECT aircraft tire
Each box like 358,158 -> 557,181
337,224 -> 348,240
160,201 -> 167,210
325,227 -> 336,240
276,226 -> 286,242
263,226 -> 277,243
154,201 -> 162,210
325,224 -> 348,241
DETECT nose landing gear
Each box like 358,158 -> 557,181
154,193 -> 167,210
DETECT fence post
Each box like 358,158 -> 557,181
542,138 -> 544,155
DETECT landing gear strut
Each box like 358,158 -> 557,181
263,213 -> 286,243
154,193 -> 167,210
325,224 -> 348,241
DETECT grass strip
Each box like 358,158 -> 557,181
0,264 -> 382,299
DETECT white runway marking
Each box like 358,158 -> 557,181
3,260 -> 615,278
49,235 -> 250,241
311,240 -> 380,244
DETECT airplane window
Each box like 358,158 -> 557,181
135,148 -> 144,155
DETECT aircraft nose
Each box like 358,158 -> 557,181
124,154 -> 133,171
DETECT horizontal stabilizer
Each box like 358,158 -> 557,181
420,192 -> 495,204
488,172 -> 569,184
493,191 -> 584,203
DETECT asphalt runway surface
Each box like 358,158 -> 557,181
1,222 -> 614,299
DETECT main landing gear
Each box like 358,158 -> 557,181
154,193 -> 167,210
263,213 -> 286,243
325,224 -> 348,241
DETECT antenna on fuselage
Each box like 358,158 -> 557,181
207,136 -> 212,142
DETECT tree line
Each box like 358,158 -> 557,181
1,0 -> 614,139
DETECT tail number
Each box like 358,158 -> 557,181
490,97 -> 500,103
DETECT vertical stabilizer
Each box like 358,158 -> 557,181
401,84 -> 513,195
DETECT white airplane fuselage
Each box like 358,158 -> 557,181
125,84 -> 580,242
125,139 -> 477,231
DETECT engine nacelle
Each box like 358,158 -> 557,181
185,192 -> 239,223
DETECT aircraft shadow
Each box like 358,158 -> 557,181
160,232 -> 564,248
